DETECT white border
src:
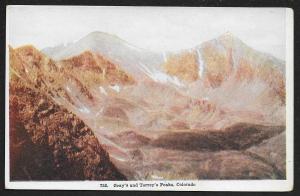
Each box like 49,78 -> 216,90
5,7 -> 294,191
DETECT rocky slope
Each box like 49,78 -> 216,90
10,76 -> 126,180
9,47 -> 127,180
163,33 -> 285,103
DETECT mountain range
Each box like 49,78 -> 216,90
9,32 -> 286,180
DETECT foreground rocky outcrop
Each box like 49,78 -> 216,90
9,77 -> 126,180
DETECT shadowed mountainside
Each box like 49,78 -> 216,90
10,76 -> 127,180
151,123 -> 285,151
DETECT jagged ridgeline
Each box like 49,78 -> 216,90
9,32 -> 286,180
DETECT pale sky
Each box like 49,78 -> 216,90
7,6 -> 287,60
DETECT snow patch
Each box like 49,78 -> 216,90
139,62 -> 153,75
79,106 -> 91,114
203,96 -> 209,101
152,72 -> 184,87
110,85 -> 120,92
196,48 -> 205,78
65,85 -> 71,93
99,86 -> 108,95
139,62 -> 184,87
163,52 -> 168,62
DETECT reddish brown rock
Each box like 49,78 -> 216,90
9,77 -> 126,180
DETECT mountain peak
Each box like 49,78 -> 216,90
221,31 -> 235,37
213,32 -> 246,50
86,31 -> 120,38
218,31 -> 240,42
81,31 -> 123,43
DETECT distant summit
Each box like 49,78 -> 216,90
219,31 -> 237,39
41,31 -> 286,103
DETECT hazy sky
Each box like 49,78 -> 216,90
7,6 -> 287,60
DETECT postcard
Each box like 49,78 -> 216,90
5,6 -> 294,191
